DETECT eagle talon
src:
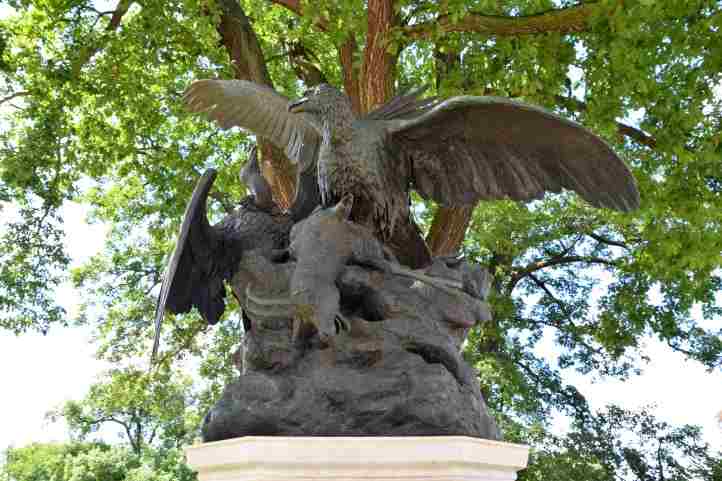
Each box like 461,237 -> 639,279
334,314 -> 351,334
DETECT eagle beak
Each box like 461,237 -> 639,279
288,97 -> 308,113
336,193 -> 354,220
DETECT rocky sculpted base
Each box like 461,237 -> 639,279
201,203 -> 499,441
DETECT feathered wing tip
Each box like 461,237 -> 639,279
365,85 -> 440,121
151,169 -> 218,365
388,96 -> 641,213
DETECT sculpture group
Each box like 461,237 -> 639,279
152,80 -> 639,439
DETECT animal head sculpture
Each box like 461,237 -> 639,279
239,146 -> 274,210
332,193 -> 354,220
287,84 -> 354,124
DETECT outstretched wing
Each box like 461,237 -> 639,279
386,96 -> 640,212
152,169 -> 224,364
184,79 -> 321,220
184,80 -> 320,171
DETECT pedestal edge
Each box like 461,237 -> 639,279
185,436 -> 530,475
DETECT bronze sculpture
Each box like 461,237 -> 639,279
153,81 -> 640,439
152,149 -> 292,361
184,80 -> 639,268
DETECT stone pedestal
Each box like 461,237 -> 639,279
185,436 -> 529,481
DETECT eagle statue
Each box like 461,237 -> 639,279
183,81 -> 639,269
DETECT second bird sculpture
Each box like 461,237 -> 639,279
152,149 -> 292,362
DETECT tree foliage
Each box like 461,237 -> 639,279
3,368 -> 202,480
2,442 -> 196,481
1,0 -> 721,478
520,406 -> 722,481
48,367 -> 200,455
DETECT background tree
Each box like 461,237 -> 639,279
2,442 -> 196,481
519,405 -> 722,481
3,442 -> 93,481
47,367 -> 200,455
4,367 -> 202,480
1,0 -> 720,478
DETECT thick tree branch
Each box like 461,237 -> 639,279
527,273 -> 566,313
285,42 -> 328,86
586,231 -> 630,250
269,0 -> 300,12
71,0 -> 133,77
510,355 -> 591,416
526,273 -> 607,358
117,418 -> 137,451
148,424 -> 159,446
426,205 -> 474,256
508,255 -> 618,292
268,0 -> 329,31
403,2 -> 605,41
616,121 -> 657,149
107,0 -> 132,30
78,413 -> 138,451
217,0 -> 273,88
266,1 -> 362,113
215,0 -> 296,209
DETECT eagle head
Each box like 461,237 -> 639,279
287,84 -> 351,120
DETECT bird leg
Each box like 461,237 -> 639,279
351,256 -> 465,294
386,263 -> 468,297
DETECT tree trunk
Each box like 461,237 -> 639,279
216,0 -> 296,209
217,0 -> 475,253
361,0 -> 396,113
425,42 -> 475,256
426,206 -> 475,256
340,38 -> 362,115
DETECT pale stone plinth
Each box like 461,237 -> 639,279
185,436 -> 529,481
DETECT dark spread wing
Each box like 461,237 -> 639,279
152,169 -> 223,363
365,86 -> 438,120
184,79 -> 322,220
386,96 -> 640,212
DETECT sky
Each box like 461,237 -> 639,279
0,202 -> 111,449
